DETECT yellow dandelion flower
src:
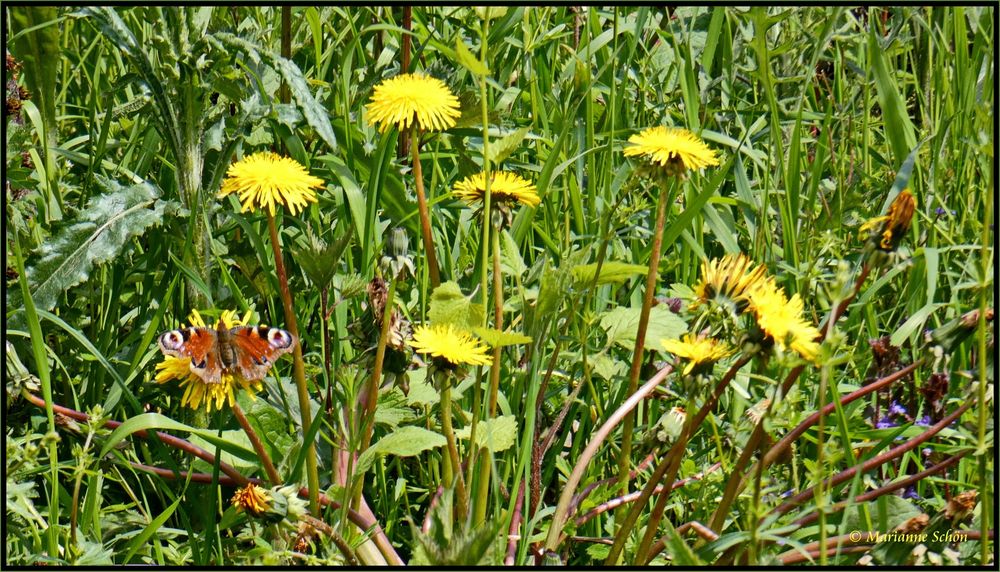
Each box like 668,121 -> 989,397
452,171 -> 541,208
232,483 -> 271,517
624,126 -> 720,175
154,309 -> 265,412
410,324 -> 493,367
661,334 -> 733,374
691,253 -> 769,310
366,73 -> 461,133
859,189 -> 917,252
218,152 -> 323,216
746,279 -> 822,361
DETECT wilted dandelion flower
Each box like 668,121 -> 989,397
624,126 -> 719,177
232,483 -> 271,517
859,189 -> 917,252
661,334 -> 733,374
410,324 -> 493,368
219,152 -> 323,216
154,309 -> 265,412
745,279 -> 822,362
366,73 -> 461,133
692,254 -> 768,312
453,171 -> 541,208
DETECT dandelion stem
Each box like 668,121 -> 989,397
616,177 -> 673,538
232,402 -> 282,485
267,213 -> 320,514
410,124 -> 440,287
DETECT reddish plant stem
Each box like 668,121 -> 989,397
645,521 -> 720,562
632,356 -> 752,562
793,450 -> 970,527
617,183 -> 671,505
569,452 -> 657,515
505,479 -> 526,565
762,360 -> 922,469
770,401 -> 973,518
575,462 -> 721,527
411,127 -> 441,287
24,392 -> 247,483
232,402 -> 282,485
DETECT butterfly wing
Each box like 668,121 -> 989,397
158,327 -> 223,384
227,326 -> 296,381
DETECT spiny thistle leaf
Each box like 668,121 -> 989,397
487,126 -> 531,166
8,177 -> 173,316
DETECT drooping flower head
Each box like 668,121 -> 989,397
624,126 -> 719,177
453,171 -> 541,208
859,189 -> 917,253
154,309 -> 265,412
745,278 -> 822,362
232,484 -> 307,528
366,73 -> 461,133
691,254 -> 769,313
410,323 -> 493,369
219,152 -> 323,216
661,334 -> 733,375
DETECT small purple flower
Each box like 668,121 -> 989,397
780,489 -> 795,499
922,447 -> 933,457
935,207 -> 947,216
888,401 -> 907,417
876,418 -> 897,429
916,415 -> 931,426
902,486 -> 921,500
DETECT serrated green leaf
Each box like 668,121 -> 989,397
8,177 -> 171,315
374,389 -> 418,429
601,305 -> 688,351
454,36 -> 489,76
455,415 -> 518,452
487,126 -> 530,165
472,327 -> 532,347
428,281 -> 486,329
572,261 -> 648,286
355,426 -> 446,475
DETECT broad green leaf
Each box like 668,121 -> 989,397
572,261 -> 648,286
868,27 -> 917,166
455,415 -> 518,452
355,426 -> 446,475
428,282 -> 486,329
8,177 -> 172,315
601,305 -> 688,351
472,327 -> 532,347
454,36 -> 489,76
890,303 -> 941,347
499,230 -> 527,277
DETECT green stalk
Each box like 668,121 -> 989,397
616,176 -> 673,532
267,213 -> 320,514
976,158 -> 993,562
359,276 -> 398,454
13,232 -> 59,557
440,371 -> 469,521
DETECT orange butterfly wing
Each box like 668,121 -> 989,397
227,326 -> 296,381
158,327 -> 223,384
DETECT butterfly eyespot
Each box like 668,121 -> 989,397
268,329 -> 293,348
159,331 -> 185,350
191,357 -> 207,369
